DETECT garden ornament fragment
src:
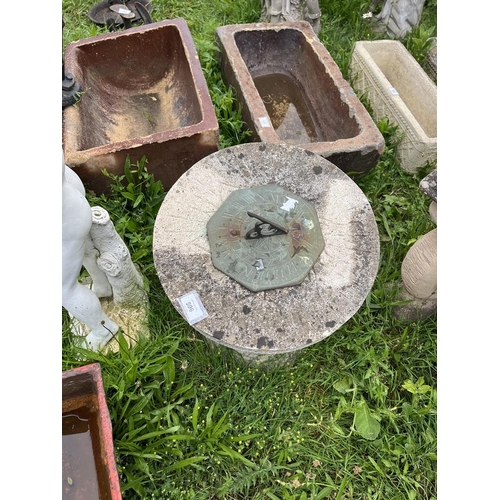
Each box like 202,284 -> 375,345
88,0 -> 153,29
260,0 -> 322,34
62,19 -> 82,108
364,0 -> 425,39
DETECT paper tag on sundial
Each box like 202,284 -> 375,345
177,291 -> 208,325
388,87 -> 399,96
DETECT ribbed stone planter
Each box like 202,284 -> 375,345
424,37 -> 437,82
62,18 -> 219,194
216,22 -> 384,174
350,40 -> 437,173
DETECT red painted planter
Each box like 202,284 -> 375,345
62,363 -> 122,500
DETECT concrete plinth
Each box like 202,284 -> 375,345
69,277 -> 149,353
153,143 -> 380,363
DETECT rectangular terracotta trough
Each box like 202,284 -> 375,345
216,22 -> 384,174
62,363 -> 122,500
350,40 -> 437,173
63,18 -> 219,194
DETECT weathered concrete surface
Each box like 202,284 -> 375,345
216,22 -> 384,175
350,40 -> 437,173
424,37 -> 437,83
62,19 -> 219,195
153,143 -> 380,361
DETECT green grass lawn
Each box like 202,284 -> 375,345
62,1 -> 437,498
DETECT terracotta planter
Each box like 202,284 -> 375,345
63,18 -> 219,194
62,363 -> 122,499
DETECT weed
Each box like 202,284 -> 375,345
70,88 -> 86,106
404,24 -> 437,67
86,156 -> 165,279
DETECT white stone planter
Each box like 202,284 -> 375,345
350,40 -> 437,173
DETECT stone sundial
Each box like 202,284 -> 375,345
153,143 -> 380,362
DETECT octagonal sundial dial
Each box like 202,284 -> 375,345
207,184 -> 325,292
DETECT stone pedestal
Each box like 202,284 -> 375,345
153,143 -> 380,363
69,284 -> 149,353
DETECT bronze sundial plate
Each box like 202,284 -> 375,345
153,143 -> 380,358
207,184 -> 325,292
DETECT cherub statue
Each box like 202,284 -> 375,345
62,152 -> 119,350
260,0 -> 322,34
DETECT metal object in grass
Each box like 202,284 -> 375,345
88,0 -> 153,30
62,20 -> 82,108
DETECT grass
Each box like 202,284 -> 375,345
62,0 -> 437,498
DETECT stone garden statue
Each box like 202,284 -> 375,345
62,152 -> 148,351
365,0 -> 425,39
260,0 -> 322,34
393,169 -> 437,322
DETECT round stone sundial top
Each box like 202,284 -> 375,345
206,183 -> 325,292
153,143 -> 380,360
